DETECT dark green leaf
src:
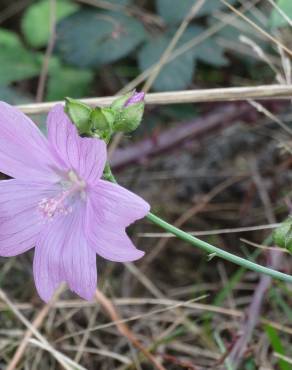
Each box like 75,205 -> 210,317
0,50 -> 40,84
106,0 -> 130,4
156,0 -> 237,23
56,10 -> 146,68
0,28 -> 22,47
46,64 -> 93,101
270,0 -> 292,28
193,39 -> 229,67
21,0 -> 79,48
138,27 -> 201,91
0,86 -> 31,104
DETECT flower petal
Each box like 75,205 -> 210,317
47,104 -> 107,185
0,102 -> 59,181
34,203 -> 97,302
86,181 -> 149,262
89,180 -> 150,226
88,221 -> 145,262
0,180 -> 58,256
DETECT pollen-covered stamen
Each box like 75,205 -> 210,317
38,170 -> 86,219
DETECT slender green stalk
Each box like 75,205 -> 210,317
106,166 -> 292,284
146,212 -> 292,283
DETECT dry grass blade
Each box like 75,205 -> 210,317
0,288 -> 81,370
95,288 -> 166,370
221,0 -> 292,57
6,285 -> 65,370
16,85 -> 292,114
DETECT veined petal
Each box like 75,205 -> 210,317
0,180 -> 58,256
86,182 -> 149,262
87,221 -> 144,262
0,102 -> 60,181
34,203 -> 97,302
88,180 -> 150,226
47,104 -> 107,185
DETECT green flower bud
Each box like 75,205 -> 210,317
64,97 -> 92,135
90,107 -> 115,141
273,216 -> 292,253
110,92 -> 133,110
114,101 -> 145,133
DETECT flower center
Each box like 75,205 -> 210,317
38,170 -> 86,220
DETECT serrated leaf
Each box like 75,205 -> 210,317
21,0 -> 79,48
46,65 -> 93,101
270,0 -> 292,28
56,10 -> 146,68
156,0 -> 237,23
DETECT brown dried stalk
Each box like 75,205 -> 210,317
95,288 -> 166,370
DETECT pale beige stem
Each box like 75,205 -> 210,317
16,84 -> 292,115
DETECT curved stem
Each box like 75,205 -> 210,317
146,212 -> 292,283
106,165 -> 292,284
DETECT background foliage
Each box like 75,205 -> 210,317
0,0 -> 291,103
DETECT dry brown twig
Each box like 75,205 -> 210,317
95,288 -> 166,370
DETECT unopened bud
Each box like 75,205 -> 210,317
111,91 -> 145,133
125,91 -> 145,106
64,97 -> 92,135
273,216 -> 292,254
90,107 -> 115,140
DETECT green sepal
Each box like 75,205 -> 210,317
273,216 -> 292,254
90,107 -> 115,141
110,92 -> 133,110
114,101 -> 144,133
64,97 -> 92,135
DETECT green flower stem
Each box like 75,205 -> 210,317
106,165 -> 292,284
146,212 -> 292,283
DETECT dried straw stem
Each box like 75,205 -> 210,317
95,288 -> 166,370
17,85 -> 292,115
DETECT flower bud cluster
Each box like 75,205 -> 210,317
65,91 -> 145,142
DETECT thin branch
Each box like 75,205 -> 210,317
16,85 -> 292,114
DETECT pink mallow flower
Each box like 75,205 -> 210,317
0,102 -> 150,302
